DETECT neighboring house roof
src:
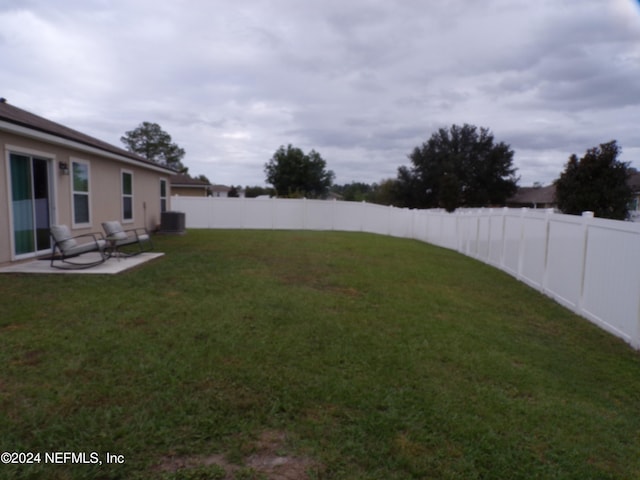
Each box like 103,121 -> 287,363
507,185 -> 557,207
170,174 -> 211,188
0,98 -> 175,174
211,184 -> 231,194
509,172 -> 640,209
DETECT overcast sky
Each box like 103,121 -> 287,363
2,0 -> 640,188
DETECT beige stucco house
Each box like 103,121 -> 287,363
0,99 -> 176,266
170,174 -> 211,197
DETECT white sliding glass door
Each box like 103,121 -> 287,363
9,153 -> 52,257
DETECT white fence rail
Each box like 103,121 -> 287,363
171,196 -> 640,349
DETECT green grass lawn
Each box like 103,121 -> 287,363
1,230 -> 639,479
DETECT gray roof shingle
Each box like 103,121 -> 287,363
0,99 -> 174,172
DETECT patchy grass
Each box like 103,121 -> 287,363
1,230 -> 639,479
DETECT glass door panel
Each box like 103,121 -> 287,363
9,153 -> 52,256
33,158 -> 51,251
10,154 -> 35,255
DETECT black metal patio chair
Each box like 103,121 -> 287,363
50,225 -> 107,269
101,221 -> 153,257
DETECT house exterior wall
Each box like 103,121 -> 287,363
1,130 -> 171,265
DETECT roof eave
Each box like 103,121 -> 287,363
0,119 -> 176,175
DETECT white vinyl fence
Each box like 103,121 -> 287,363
171,196 -> 640,349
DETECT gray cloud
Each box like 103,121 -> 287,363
1,0 -> 639,188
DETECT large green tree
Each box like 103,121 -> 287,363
554,140 -> 632,220
396,124 -> 518,211
244,186 -> 275,198
368,179 -> 403,206
121,121 -> 186,171
265,144 -> 335,198
332,182 -> 375,202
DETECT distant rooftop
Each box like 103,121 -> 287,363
508,184 -> 556,206
170,174 -> 211,187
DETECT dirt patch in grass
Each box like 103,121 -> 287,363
154,430 -> 319,479
12,349 -> 44,367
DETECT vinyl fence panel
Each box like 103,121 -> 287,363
502,212 -> 524,277
519,212 -> 549,290
545,215 -> 587,311
581,220 -> 640,344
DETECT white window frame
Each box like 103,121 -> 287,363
160,178 -> 168,213
71,158 -> 91,228
121,169 -> 134,223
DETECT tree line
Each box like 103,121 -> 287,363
121,122 -> 635,220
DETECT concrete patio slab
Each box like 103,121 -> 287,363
0,252 -> 164,275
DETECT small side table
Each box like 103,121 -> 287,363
105,235 -> 120,260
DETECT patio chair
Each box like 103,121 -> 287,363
50,225 -> 107,269
101,221 -> 153,257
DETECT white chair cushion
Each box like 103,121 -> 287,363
51,225 -> 77,251
102,221 -> 127,240
64,239 -> 106,256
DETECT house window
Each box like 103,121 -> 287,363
160,178 -> 168,213
122,170 -> 133,221
72,160 -> 90,226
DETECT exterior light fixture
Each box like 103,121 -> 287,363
59,162 -> 69,175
